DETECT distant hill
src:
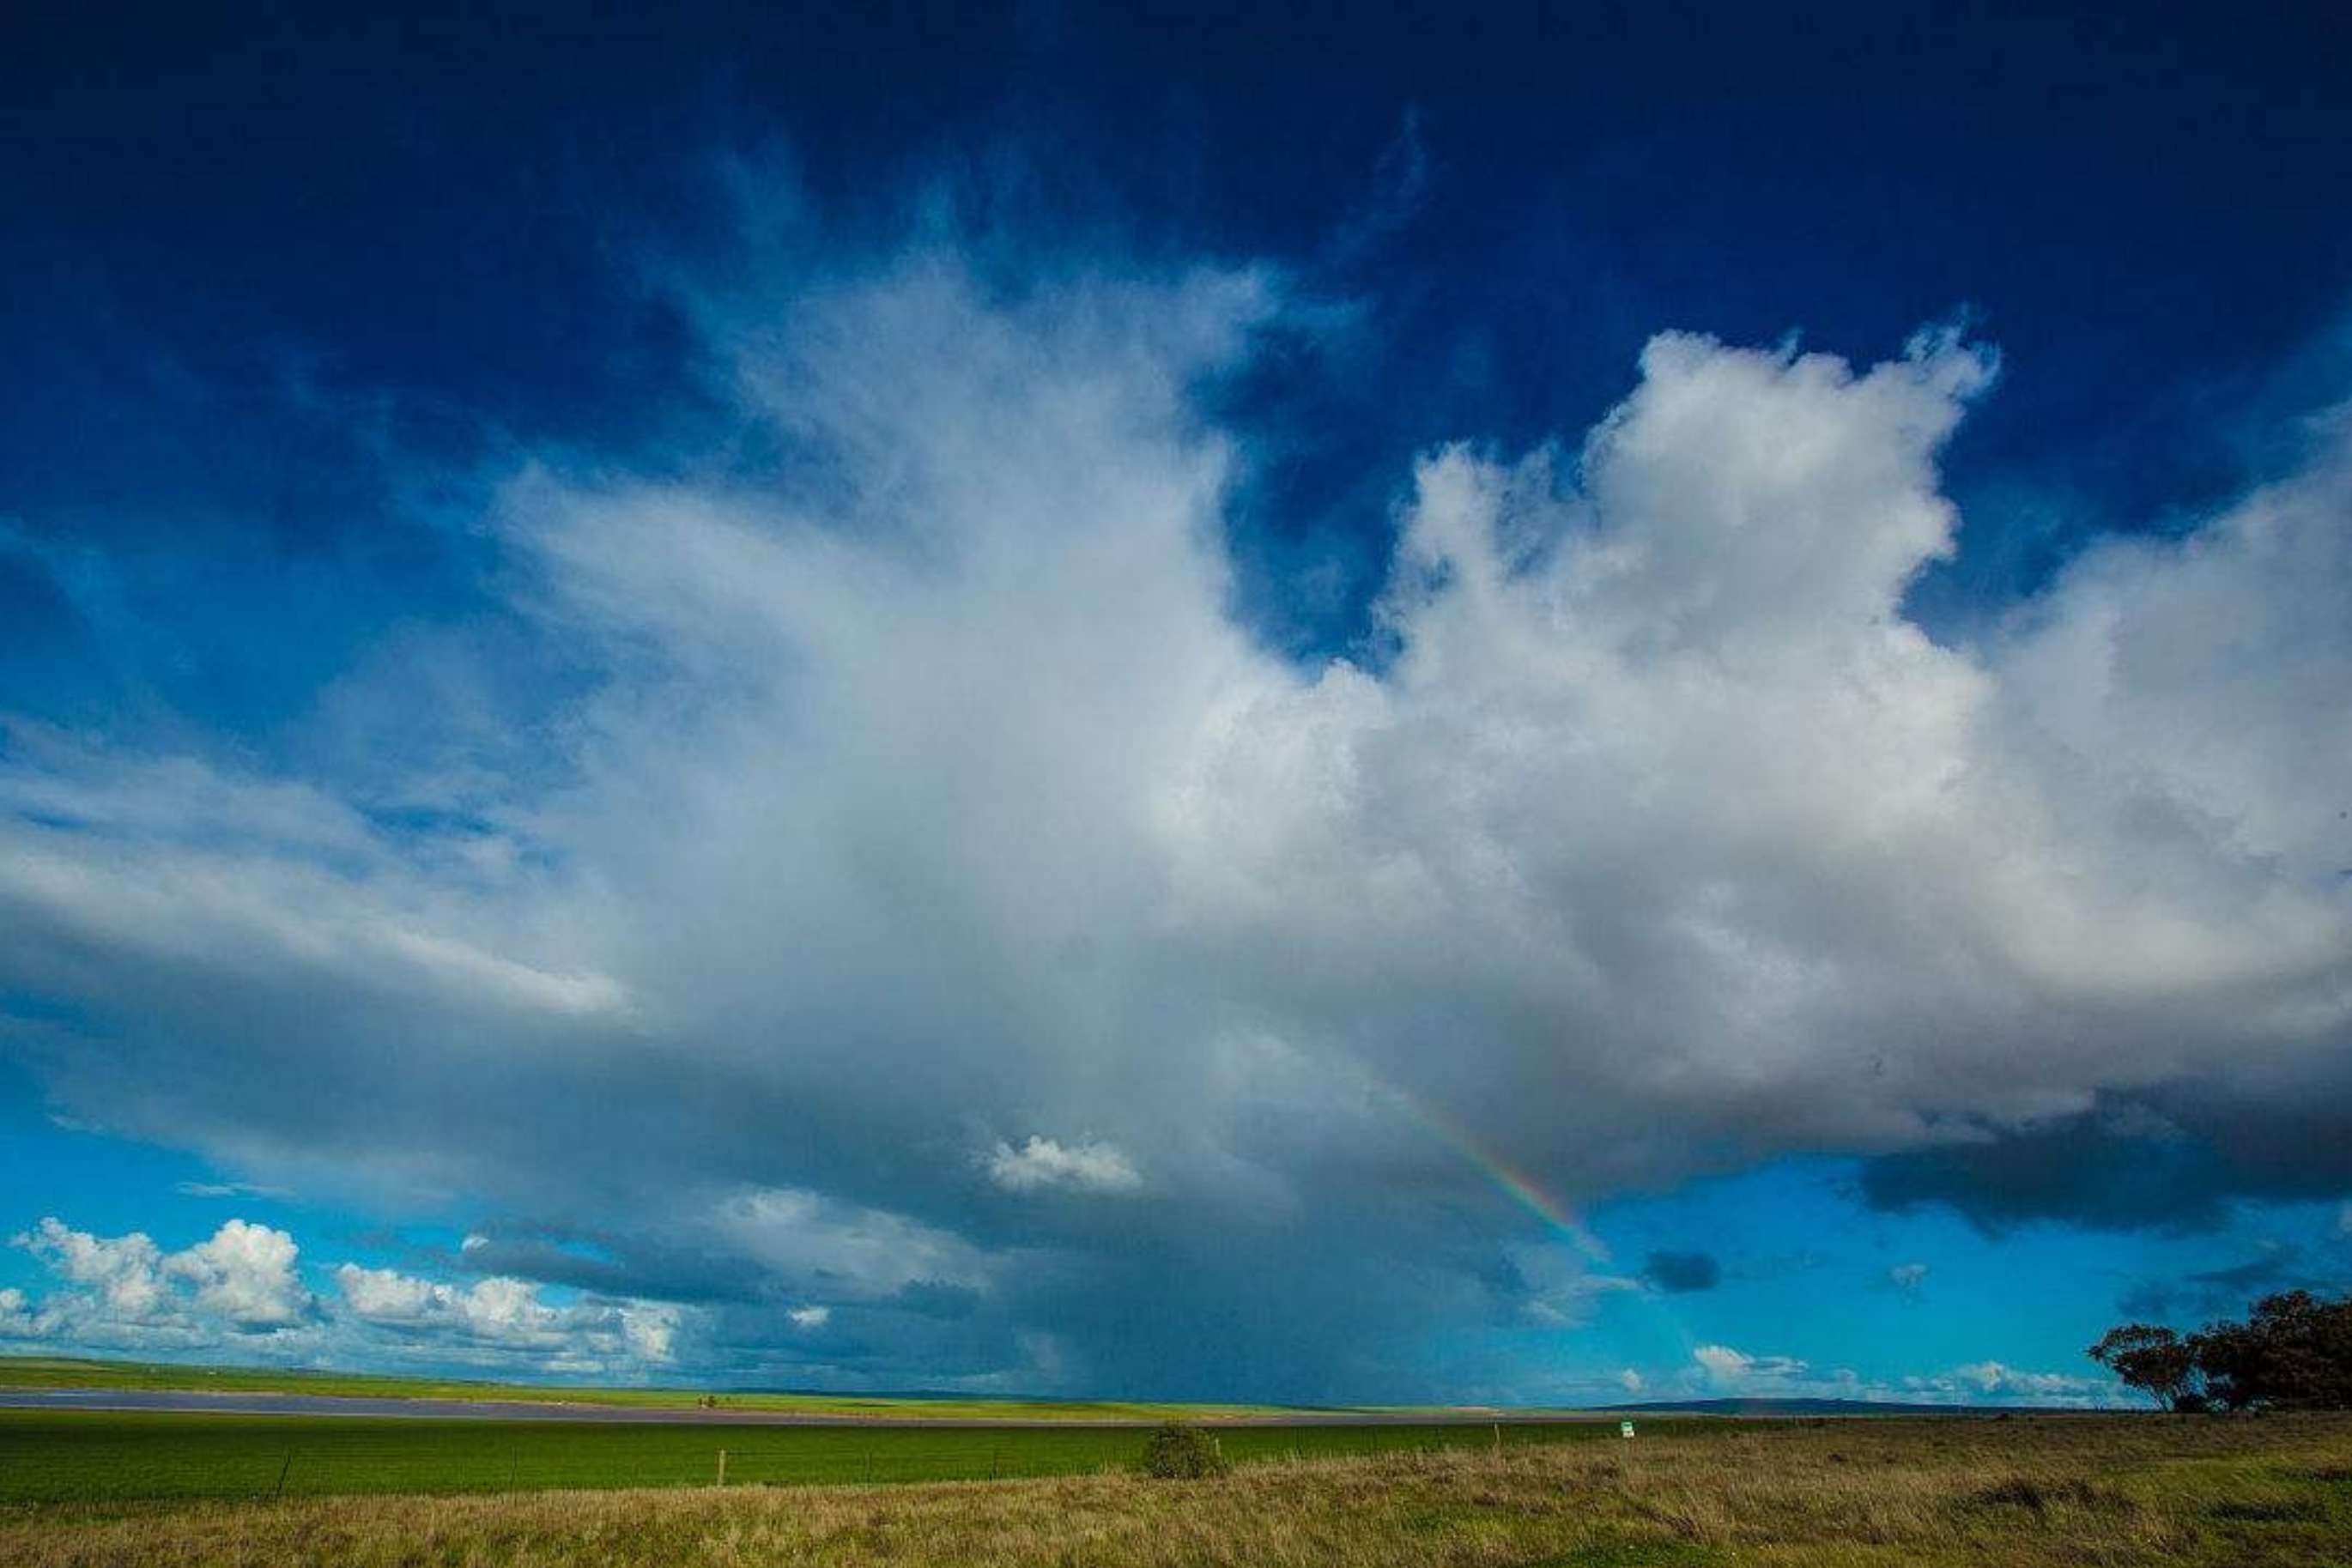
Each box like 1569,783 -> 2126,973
1601,1397 -> 2048,1416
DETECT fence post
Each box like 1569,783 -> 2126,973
717,1449 -> 728,1487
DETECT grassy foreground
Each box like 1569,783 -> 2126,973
5,1415 -> 2348,1567
0,1411 -> 1691,1503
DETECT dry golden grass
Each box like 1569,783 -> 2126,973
5,1414 -> 2349,1567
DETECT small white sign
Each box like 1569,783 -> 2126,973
1619,1420 -> 1635,1438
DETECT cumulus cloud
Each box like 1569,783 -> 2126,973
1916,1361 -> 2106,1404
1184,332 -> 2350,1224
984,1137 -> 1143,1195
8,1217 -> 312,1344
1,1214 -> 679,1375
167,1219 -> 312,1328
1888,1262 -> 1929,1295
331,1262 -> 676,1370
2,215 -> 2349,1393
19,1219 -> 167,1323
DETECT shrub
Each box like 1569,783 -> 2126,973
1140,1422 -> 1228,1479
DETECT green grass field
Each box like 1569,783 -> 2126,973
14,1358 -> 2344,1565
0,1354 -> 1315,1421
0,1409 -> 1700,1504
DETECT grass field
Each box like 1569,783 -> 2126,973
0,1355 -> 1315,1421
3,1414 -> 2346,1566
0,1410 -> 1690,1503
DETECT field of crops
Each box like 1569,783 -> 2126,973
0,1409 -> 1713,1503
7,1414 -> 2349,1568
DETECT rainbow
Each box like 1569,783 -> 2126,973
1403,1093 -> 1611,1263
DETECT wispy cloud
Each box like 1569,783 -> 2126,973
174,1180 -> 292,1201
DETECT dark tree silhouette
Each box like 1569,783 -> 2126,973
2087,1323 -> 2198,1410
2190,1291 -> 2352,1412
2092,1290 -> 2352,1412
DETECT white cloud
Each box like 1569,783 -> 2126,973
1911,1360 -> 2108,1405
19,1218 -> 167,1322
165,1218 -> 310,1328
336,1267 -> 542,1341
1,1211 -> 683,1374
1693,1343 -> 1812,1384
1888,1262 -> 1929,1293
9,1217 -> 312,1344
1949,1360 -> 2088,1397
1693,1344 -> 1752,1379
1617,1368 -> 1643,1394
333,1262 -> 679,1369
983,1136 -> 1143,1195
787,1305 -> 831,1329
1170,330 -> 2352,1207
1672,1345 -> 2109,1408
621,1303 -> 680,1362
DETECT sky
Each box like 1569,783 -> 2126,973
2,1 -> 2349,1407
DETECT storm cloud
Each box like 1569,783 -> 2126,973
2,215 -> 2349,1395
1641,1251 -> 1722,1294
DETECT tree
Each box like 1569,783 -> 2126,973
2087,1323 -> 2197,1409
2090,1290 -> 2352,1413
2191,1291 -> 2352,1412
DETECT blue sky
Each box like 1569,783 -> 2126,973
3,1 -> 2350,1403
